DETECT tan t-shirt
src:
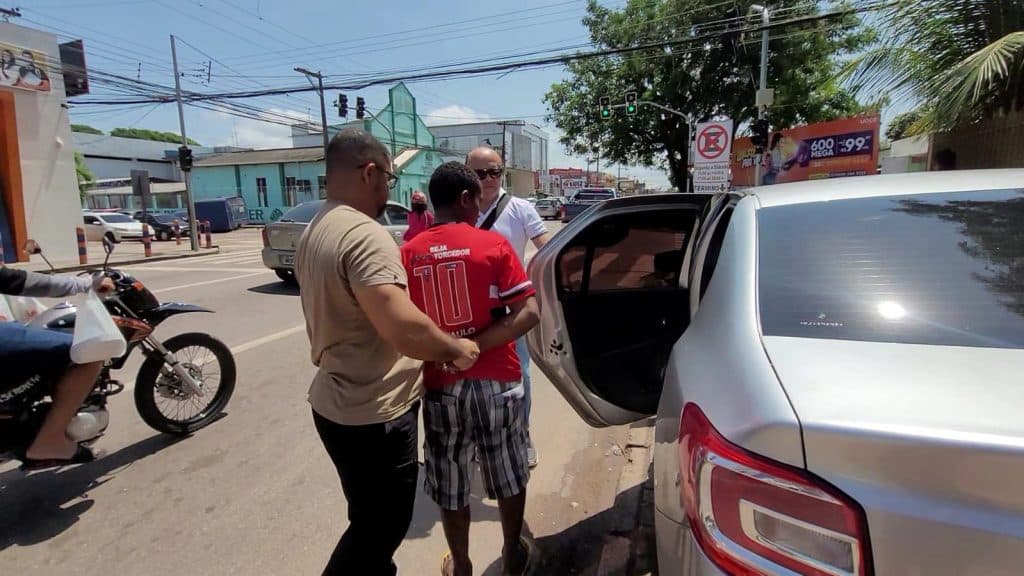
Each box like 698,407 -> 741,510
295,201 -> 422,426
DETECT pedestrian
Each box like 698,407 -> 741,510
295,129 -> 480,576
403,190 -> 433,242
465,146 -> 549,468
401,161 -> 540,576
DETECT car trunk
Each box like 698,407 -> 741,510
266,222 -> 308,251
763,336 -> 1024,574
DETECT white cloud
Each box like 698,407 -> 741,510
423,105 -> 493,126
200,107 -> 311,150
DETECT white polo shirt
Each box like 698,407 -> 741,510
476,189 -> 548,264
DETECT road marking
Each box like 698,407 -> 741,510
152,271 -> 271,293
230,324 -> 305,355
126,266 -> 269,273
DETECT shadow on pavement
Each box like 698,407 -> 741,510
248,282 -> 299,296
0,433 -> 185,551
479,481 -> 649,576
405,463 -> 502,540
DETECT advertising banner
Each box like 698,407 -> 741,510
0,43 -> 52,92
732,115 -> 880,187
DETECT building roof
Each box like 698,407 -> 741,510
194,147 -> 324,167
73,133 -> 177,162
85,181 -> 186,196
393,148 -> 421,171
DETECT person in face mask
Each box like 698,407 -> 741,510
403,191 -> 434,242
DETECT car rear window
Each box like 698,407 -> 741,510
575,190 -> 614,201
278,200 -> 324,223
758,189 -> 1024,348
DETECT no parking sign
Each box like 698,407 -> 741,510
693,119 -> 733,193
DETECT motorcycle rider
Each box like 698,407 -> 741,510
0,266 -> 115,470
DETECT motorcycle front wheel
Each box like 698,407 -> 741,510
134,332 -> 236,435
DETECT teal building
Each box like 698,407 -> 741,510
191,83 -> 444,224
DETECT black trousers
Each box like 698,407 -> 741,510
312,404 -> 419,576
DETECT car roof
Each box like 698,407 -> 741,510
749,169 -> 1024,208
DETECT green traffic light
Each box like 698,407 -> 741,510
626,104 -> 637,114
601,109 -> 610,118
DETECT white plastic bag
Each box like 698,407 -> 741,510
70,290 -> 126,364
3,294 -> 47,323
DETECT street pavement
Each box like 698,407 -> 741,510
0,225 -> 654,575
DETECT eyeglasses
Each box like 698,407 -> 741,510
359,162 -> 399,190
474,168 -> 504,180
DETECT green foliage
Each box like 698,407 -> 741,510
75,152 -> 93,203
844,0 -> 1024,135
71,124 -> 104,135
545,0 -> 874,188
110,127 -> 200,146
885,110 -> 925,141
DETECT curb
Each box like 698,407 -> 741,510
596,419 -> 656,576
14,247 -> 221,274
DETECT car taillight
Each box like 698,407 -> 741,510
261,226 -> 269,247
679,403 -> 872,576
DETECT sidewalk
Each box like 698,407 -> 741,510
7,239 -> 220,273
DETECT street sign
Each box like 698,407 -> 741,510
693,119 -> 734,193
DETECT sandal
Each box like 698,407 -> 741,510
20,445 -> 98,472
441,552 -> 454,576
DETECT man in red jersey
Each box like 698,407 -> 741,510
401,162 -> 539,576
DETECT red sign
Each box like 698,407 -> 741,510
697,123 -> 730,161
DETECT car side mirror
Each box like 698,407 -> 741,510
22,239 -> 41,255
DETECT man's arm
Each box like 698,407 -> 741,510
530,232 -> 551,250
521,201 -> 551,250
472,296 -> 539,353
355,283 -> 479,366
0,267 -> 94,297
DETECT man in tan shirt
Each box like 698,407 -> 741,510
296,129 -> 479,576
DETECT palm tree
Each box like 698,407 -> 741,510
847,0 -> 1024,134
75,152 -> 94,204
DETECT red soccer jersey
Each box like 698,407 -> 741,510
401,222 -> 535,389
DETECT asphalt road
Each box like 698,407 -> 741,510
0,225 -> 648,576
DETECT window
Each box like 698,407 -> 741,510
758,189 -> 1024,348
100,213 -> 133,223
256,177 -> 268,207
278,200 -> 325,223
84,215 -> 100,225
386,205 -> 409,225
559,210 -> 691,293
698,207 -> 734,300
284,176 -> 297,206
318,175 -> 327,199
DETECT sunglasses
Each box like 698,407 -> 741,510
474,168 -> 504,180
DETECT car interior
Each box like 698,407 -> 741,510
556,207 -> 701,413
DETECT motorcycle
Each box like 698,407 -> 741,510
0,238 -> 236,466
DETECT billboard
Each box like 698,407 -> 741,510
732,115 -> 880,187
0,43 -> 52,92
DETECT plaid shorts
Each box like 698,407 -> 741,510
423,379 -> 530,510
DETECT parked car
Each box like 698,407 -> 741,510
262,200 -> 410,285
195,197 -> 248,232
528,170 -> 1024,576
82,212 -> 146,243
562,188 -> 617,222
534,197 -> 564,220
135,212 -> 191,241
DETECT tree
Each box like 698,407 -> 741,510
71,124 -> 104,135
110,127 -> 200,146
545,0 -> 874,188
885,110 -> 925,141
75,152 -> 93,204
846,0 -> 1024,135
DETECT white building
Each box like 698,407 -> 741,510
429,121 -> 549,198
0,22 -> 83,263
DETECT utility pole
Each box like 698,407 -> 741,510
750,4 -> 771,186
295,67 -> 329,157
170,35 -> 199,251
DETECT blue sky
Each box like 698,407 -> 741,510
20,0 -> 670,187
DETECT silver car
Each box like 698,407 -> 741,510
528,169 -> 1024,575
535,197 -> 564,220
262,200 -> 410,285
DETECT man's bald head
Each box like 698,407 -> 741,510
465,146 -> 501,165
326,128 -> 390,177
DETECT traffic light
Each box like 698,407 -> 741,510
178,146 -> 193,172
338,93 -> 349,118
625,92 -> 637,115
751,118 -> 770,151
599,96 -> 611,120
356,96 -> 366,120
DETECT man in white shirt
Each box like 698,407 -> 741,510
467,146 -> 549,468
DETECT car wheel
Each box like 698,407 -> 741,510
275,269 -> 298,286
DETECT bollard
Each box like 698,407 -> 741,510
173,218 -> 181,245
76,227 -> 88,265
142,223 -> 152,257
203,220 -> 212,249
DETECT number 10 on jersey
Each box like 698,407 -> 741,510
413,261 -> 474,327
